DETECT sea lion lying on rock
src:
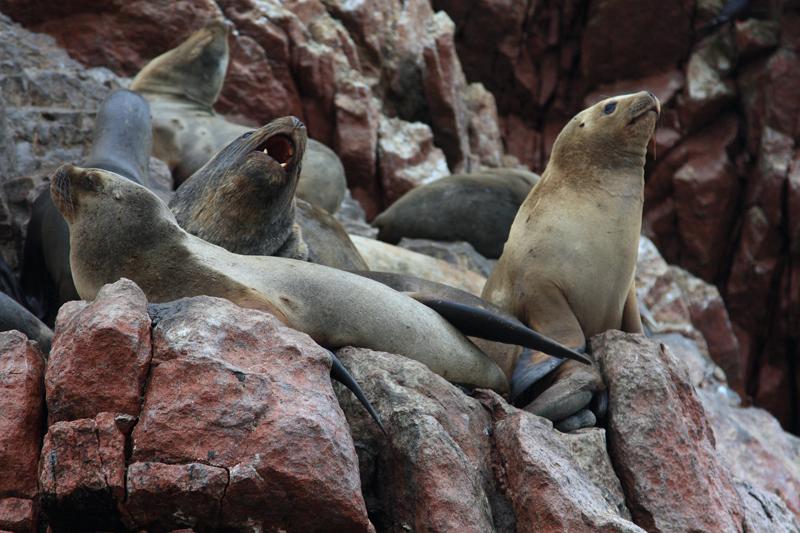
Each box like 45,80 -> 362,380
22,89 -> 154,323
130,20 -> 347,214
482,91 -> 660,430
169,116 -> 366,270
50,164 -> 590,426
373,168 -> 539,258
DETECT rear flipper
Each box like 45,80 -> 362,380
410,296 -> 592,366
329,350 -> 386,434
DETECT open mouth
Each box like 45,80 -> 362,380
254,134 -> 295,168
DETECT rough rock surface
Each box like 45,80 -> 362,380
5,2 -> 800,428
596,331 -> 745,532
334,347 -> 641,532
0,331 -> 45,503
397,237 -> 495,277
45,279 -> 151,424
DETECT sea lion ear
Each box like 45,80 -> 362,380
407,295 -> 592,365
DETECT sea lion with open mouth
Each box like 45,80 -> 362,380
130,20 -> 347,214
482,91 -> 660,431
169,116 -> 366,270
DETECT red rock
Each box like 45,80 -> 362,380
635,237 -> 705,346
26,2 -> 223,76
700,389 -> 800,517
334,79 -> 380,218
422,12 -> 470,172
584,70 -> 685,108
580,0 -> 692,86
0,331 -> 45,499
672,267 -> 744,395
125,462 -> 228,531
671,116 -> 741,280
377,116 -> 449,207
39,414 -> 127,531
480,393 -> 642,532
133,296 -> 370,532
596,331 -> 745,532
678,31 -> 737,132
645,115 -> 741,281
735,19 -> 780,59
334,347 -> 497,532
463,83 -> 503,168
45,278 -> 152,424
0,498 -> 35,533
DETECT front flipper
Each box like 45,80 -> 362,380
329,350 -> 386,434
410,295 -> 592,366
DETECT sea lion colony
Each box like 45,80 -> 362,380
13,21 -> 660,435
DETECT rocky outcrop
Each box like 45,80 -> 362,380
33,279 -> 372,532
4,1 -> 800,429
0,1 -> 505,217
0,275 -> 798,530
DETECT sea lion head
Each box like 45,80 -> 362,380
549,91 -> 660,172
51,164 -> 183,299
194,115 -> 308,204
168,116 -> 308,256
130,20 -> 230,107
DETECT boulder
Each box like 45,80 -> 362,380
45,279 -> 151,424
0,331 -> 45,500
596,331 -> 745,532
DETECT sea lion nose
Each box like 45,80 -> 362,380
290,116 -> 306,131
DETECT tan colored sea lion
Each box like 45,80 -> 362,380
373,168 -> 539,258
482,91 -> 660,429
169,116 -> 366,270
130,20 -> 347,214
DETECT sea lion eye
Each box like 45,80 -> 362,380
603,102 -> 617,114
242,131 -> 254,139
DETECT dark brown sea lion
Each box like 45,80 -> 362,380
21,89 -> 154,323
169,116 -> 366,270
373,168 -> 539,258
130,20 -> 346,214
482,91 -> 660,430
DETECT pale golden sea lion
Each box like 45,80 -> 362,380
130,20 -> 347,213
482,91 -> 660,429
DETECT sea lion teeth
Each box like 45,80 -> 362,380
280,162 -> 287,168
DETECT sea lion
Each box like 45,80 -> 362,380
21,89 -> 154,323
130,20 -> 347,213
0,292 -> 53,353
482,91 -> 660,429
51,165 -> 590,400
350,235 -> 486,296
169,116 -> 366,270
373,168 -> 539,258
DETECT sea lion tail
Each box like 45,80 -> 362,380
329,351 -> 386,434
411,296 -> 592,365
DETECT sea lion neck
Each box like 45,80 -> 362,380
130,21 -> 230,109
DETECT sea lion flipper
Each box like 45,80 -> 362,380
409,295 -> 592,365
329,351 -> 386,434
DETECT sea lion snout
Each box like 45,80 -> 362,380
627,91 -> 661,125
50,164 -> 78,221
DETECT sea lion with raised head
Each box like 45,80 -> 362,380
21,89 -> 154,323
169,116 -> 366,270
482,91 -> 660,430
50,165 -> 591,402
130,21 -> 347,214
373,168 -> 539,258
